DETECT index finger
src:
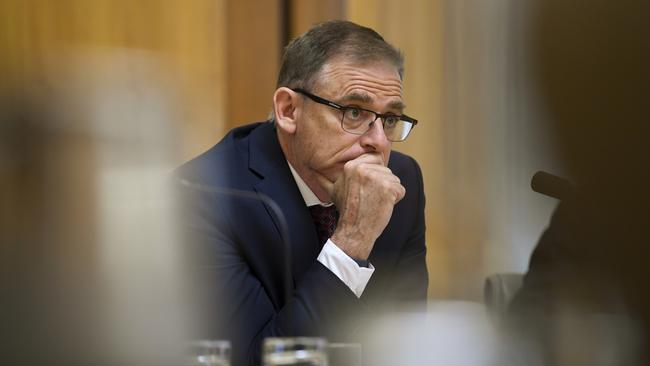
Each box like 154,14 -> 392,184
350,152 -> 385,166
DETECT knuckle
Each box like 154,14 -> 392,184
358,166 -> 372,180
343,161 -> 355,173
398,186 -> 406,199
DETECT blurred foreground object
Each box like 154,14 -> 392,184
186,340 -> 231,366
262,338 -> 328,366
510,0 -> 650,364
0,49 -> 192,366
365,301 -> 507,366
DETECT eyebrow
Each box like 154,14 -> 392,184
338,91 -> 406,113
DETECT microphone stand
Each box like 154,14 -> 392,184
178,179 -> 293,335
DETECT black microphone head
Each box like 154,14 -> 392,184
531,171 -> 573,200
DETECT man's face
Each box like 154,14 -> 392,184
288,58 -> 404,199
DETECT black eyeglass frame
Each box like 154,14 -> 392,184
292,88 -> 418,142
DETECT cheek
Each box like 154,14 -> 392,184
293,134 -> 316,163
299,116 -> 337,153
297,113 -> 363,170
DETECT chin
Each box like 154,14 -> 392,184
324,168 -> 343,183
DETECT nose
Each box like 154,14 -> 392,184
359,120 -> 391,154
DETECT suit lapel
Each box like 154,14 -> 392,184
248,122 -> 320,282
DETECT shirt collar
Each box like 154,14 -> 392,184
287,161 -> 333,207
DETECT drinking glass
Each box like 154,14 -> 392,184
186,340 -> 231,366
263,337 -> 328,366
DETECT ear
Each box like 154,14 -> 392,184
273,87 -> 300,134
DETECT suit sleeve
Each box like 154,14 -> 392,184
375,156 -> 429,310
178,181 -> 367,366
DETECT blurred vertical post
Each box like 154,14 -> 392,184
0,48 -> 196,366
0,1 -> 223,364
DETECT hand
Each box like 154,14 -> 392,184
317,153 -> 405,260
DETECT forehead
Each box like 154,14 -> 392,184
314,58 -> 403,104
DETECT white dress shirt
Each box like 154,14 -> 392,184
287,163 -> 374,298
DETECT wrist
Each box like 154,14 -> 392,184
331,230 -> 371,260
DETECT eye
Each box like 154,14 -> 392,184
384,115 -> 400,128
346,107 -> 363,121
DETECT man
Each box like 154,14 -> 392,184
177,20 -> 428,366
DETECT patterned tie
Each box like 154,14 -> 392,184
308,205 -> 339,247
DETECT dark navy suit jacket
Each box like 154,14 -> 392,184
176,121 -> 428,366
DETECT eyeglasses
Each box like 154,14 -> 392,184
292,88 -> 418,142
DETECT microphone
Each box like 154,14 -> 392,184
531,171 -> 574,200
177,179 -> 293,333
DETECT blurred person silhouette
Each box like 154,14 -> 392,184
0,50 -> 191,366
509,0 -> 650,364
176,20 -> 428,366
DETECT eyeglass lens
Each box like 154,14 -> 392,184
341,109 -> 412,141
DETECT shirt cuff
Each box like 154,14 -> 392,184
316,239 -> 375,298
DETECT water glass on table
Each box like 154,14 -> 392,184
186,340 -> 231,366
263,337 -> 328,366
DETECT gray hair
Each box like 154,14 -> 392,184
276,20 -> 404,91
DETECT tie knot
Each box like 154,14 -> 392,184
309,205 -> 339,247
